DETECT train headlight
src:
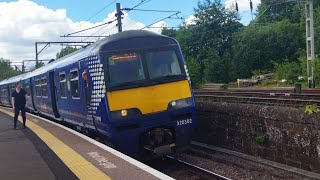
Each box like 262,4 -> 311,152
121,110 -> 128,117
111,108 -> 142,120
168,97 -> 193,110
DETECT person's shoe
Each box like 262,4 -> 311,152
23,126 -> 26,129
14,127 -> 18,130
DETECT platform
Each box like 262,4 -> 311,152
0,107 -> 173,180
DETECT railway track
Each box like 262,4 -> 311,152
194,89 -> 320,107
190,141 -> 320,180
195,94 -> 320,107
166,155 -> 231,180
144,155 -> 231,180
194,90 -> 320,100
200,85 -> 320,94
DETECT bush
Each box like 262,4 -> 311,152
186,58 -> 205,89
274,60 -> 301,84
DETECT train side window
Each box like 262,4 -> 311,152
25,83 -> 30,95
70,69 -> 80,98
59,73 -> 67,98
4,89 -> 7,97
35,80 -> 41,97
11,85 -> 15,95
41,78 -> 48,97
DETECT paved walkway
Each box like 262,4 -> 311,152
0,108 -> 173,180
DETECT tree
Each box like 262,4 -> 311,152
0,58 -> 21,80
232,19 -> 304,78
56,46 -> 79,59
275,60 -> 301,83
28,61 -> 45,72
186,57 -> 204,89
256,0 -> 303,24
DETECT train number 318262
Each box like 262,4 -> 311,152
177,119 -> 192,126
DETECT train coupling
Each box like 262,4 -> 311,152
142,128 -> 175,156
153,143 -> 176,155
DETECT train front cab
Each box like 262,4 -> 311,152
98,35 -> 195,158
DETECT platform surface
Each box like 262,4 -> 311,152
0,107 -> 173,180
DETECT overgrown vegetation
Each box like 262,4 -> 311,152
162,0 -> 320,88
305,104 -> 320,114
255,133 -> 268,145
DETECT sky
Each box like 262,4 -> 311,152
0,0 -> 261,69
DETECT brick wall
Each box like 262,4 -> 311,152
194,97 -> 320,173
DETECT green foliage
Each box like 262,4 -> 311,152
28,61 -> 45,72
161,27 -> 177,39
299,53 -> 320,86
0,58 -> 21,81
256,1 -> 303,24
232,19 -> 304,78
255,133 -> 268,145
56,46 -> 79,59
162,0 -> 242,85
161,1 -> 320,87
186,58 -> 205,89
305,104 -> 320,114
274,60 -> 301,84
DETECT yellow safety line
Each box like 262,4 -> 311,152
0,109 -> 111,180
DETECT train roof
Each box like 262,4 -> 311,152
0,73 -> 28,86
1,30 -> 170,84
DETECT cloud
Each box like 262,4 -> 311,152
184,15 -> 196,26
225,0 -> 261,12
0,0 -> 167,66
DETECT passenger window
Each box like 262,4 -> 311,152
35,80 -> 41,96
41,78 -> 48,97
59,73 -> 67,98
70,70 -> 79,98
11,85 -> 15,95
25,83 -> 30,95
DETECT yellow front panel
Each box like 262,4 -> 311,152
107,80 -> 191,114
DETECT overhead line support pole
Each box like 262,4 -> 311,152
116,3 -> 122,32
306,0 -> 315,88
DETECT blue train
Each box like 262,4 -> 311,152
0,30 -> 195,158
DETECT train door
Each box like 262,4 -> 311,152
9,84 -> 15,106
68,65 -> 87,126
49,71 -> 60,118
5,85 -> 10,106
23,79 -> 33,111
79,60 -> 95,129
30,78 -> 37,111
55,69 -> 69,120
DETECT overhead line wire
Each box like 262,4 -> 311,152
69,0 -> 117,32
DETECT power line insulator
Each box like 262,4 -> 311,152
250,0 -> 253,12
236,2 -> 239,12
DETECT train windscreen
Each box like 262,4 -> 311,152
105,50 -> 185,89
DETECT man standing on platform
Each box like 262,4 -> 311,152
11,81 -> 27,129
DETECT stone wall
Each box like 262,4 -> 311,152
194,97 -> 320,173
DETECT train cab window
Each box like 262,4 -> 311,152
59,73 -> 67,98
107,53 -> 145,85
145,50 -> 182,79
41,78 -> 48,97
70,70 -> 80,98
